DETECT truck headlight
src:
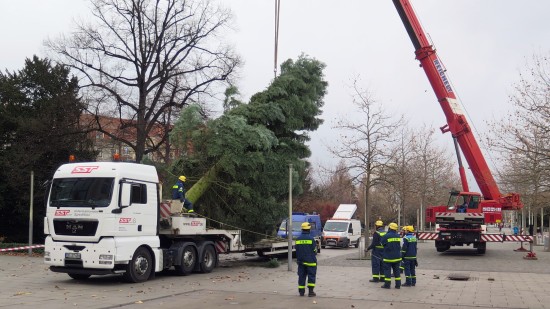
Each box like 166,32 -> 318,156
99,254 -> 113,265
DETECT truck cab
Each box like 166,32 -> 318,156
277,212 -> 322,239
321,219 -> 362,248
321,204 -> 362,248
276,212 -> 322,254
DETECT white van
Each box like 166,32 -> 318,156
321,219 -> 362,248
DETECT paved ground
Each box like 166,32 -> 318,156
1,232 -> 549,309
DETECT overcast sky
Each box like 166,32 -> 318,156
2,0 -> 550,184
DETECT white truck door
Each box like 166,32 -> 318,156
117,182 -> 157,236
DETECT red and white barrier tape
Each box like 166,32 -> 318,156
0,245 -> 45,252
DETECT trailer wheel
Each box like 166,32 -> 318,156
175,246 -> 197,275
123,246 -> 153,283
68,273 -> 91,280
199,245 -> 216,273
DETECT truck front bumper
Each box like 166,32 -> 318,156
322,236 -> 349,247
44,236 -> 120,273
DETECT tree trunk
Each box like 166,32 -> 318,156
185,163 -> 221,204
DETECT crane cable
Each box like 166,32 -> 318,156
274,0 -> 281,78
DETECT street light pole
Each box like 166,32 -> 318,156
287,164 -> 293,271
28,171 -> 34,257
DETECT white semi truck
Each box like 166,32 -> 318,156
43,162 -> 295,283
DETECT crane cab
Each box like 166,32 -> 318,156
446,191 -> 482,213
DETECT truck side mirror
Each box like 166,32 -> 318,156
113,182 -> 132,213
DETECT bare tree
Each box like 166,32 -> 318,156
381,126 -> 416,227
329,80 -> 403,250
486,53 -> 550,230
47,0 -> 239,162
408,126 -> 460,228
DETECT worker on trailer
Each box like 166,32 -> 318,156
366,220 -> 386,283
296,222 -> 317,297
380,222 -> 402,289
172,175 -> 194,213
401,225 -> 418,287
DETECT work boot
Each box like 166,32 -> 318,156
298,288 -> 305,297
402,283 -> 412,287
369,278 -> 379,283
381,284 -> 391,289
395,285 -> 400,289
308,287 -> 316,297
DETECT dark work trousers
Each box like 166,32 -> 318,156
298,263 -> 317,289
383,261 -> 401,287
403,259 -> 416,285
371,250 -> 384,281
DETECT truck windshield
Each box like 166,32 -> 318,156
49,177 -> 114,208
279,220 -> 304,232
323,221 -> 348,232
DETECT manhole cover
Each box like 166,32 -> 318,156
448,273 -> 470,281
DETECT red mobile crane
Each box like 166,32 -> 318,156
392,0 -> 524,253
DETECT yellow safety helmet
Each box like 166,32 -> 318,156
375,220 -> 384,227
301,222 -> 311,230
388,222 -> 398,230
407,226 -> 415,232
178,175 -> 187,182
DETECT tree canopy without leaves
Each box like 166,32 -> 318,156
486,53 -> 550,216
47,0 -> 239,162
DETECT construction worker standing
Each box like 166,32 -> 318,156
296,222 -> 317,297
401,225 -> 418,287
380,222 -> 402,289
172,176 -> 194,213
366,220 -> 386,282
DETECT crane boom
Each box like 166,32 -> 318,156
392,0 -> 522,211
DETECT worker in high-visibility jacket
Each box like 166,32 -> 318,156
172,175 -> 193,213
401,225 -> 418,287
296,222 -> 317,297
380,222 -> 402,289
366,220 -> 386,282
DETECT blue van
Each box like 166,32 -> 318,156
277,212 -> 322,253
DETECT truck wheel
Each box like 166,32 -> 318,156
476,243 -> 486,254
123,247 -> 153,283
199,245 -> 216,273
321,245 -> 326,249
354,240 -> 359,248
68,273 -> 91,280
175,246 -> 197,275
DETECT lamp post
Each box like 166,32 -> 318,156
287,164 -> 293,271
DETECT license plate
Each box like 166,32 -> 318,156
441,232 -> 451,236
65,252 -> 81,259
